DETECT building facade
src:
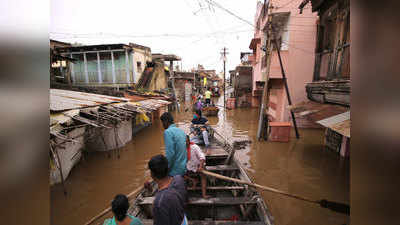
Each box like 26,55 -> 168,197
50,39 -> 73,85
300,0 -> 350,106
129,43 -> 152,83
296,0 -> 350,157
55,43 -> 152,88
249,0 -> 318,126
56,44 -> 136,88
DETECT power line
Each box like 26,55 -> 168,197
203,0 -> 256,29
50,28 -> 253,40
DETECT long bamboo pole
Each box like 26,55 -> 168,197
84,182 -> 149,225
201,170 -> 350,214
201,170 -> 315,203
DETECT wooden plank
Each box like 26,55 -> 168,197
187,186 -> 245,191
138,197 -> 257,206
141,220 -> 265,225
205,165 -> 239,171
205,148 -> 228,157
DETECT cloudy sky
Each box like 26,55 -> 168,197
50,0 -> 260,77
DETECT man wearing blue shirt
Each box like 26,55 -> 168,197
160,112 -> 187,176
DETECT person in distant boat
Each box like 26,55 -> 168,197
191,109 -> 210,150
204,87 -> 212,106
103,194 -> 143,225
194,96 -> 203,112
184,135 -> 210,199
147,154 -> 188,225
160,112 -> 187,176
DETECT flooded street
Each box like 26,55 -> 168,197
51,96 -> 349,225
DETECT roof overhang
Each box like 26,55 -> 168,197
56,44 -> 132,54
152,54 -> 181,61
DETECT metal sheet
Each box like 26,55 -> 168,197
136,99 -> 171,111
50,89 -> 128,112
289,101 -> 349,123
317,111 -> 350,137
317,111 -> 350,127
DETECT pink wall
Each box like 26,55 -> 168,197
250,0 -> 317,124
251,2 -> 268,95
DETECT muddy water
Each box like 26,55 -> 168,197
51,96 -> 349,225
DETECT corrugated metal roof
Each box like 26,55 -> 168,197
136,99 -> 171,110
317,111 -> 350,138
50,89 -> 128,112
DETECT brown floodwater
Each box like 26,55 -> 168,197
51,96 -> 349,225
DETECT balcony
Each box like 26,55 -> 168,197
306,80 -> 350,106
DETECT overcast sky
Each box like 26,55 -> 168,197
50,0 -> 260,77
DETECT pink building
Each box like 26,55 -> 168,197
249,0 -> 318,127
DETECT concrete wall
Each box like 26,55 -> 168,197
148,60 -> 168,91
132,48 -> 152,83
175,79 -> 193,102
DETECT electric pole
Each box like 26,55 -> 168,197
221,47 -> 228,108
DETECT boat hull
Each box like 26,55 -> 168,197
126,127 -> 274,225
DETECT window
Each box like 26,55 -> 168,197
137,61 -> 142,72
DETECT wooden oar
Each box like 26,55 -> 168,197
201,170 -> 350,215
84,181 -> 150,225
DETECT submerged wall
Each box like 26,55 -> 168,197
50,127 -> 85,185
85,119 -> 133,152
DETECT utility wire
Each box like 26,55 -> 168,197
50,28 -> 252,40
203,0 -> 256,29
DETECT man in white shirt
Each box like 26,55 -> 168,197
184,135 -> 210,199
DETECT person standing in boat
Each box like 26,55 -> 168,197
184,135 -> 210,199
147,154 -> 188,225
103,194 -> 143,225
204,87 -> 212,106
160,112 -> 187,176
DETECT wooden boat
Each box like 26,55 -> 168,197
202,106 -> 219,117
126,128 -> 274,225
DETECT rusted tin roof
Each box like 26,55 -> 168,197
50,89 -> 128,112
136,99 -> 171,110
317,111 -> 350,138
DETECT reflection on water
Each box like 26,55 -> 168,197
51,96 -> 349,225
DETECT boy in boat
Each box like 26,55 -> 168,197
184,135 -> 210,199
147,154 -> 188,225
160,112 -> 187,176
103,194 -> 143,225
